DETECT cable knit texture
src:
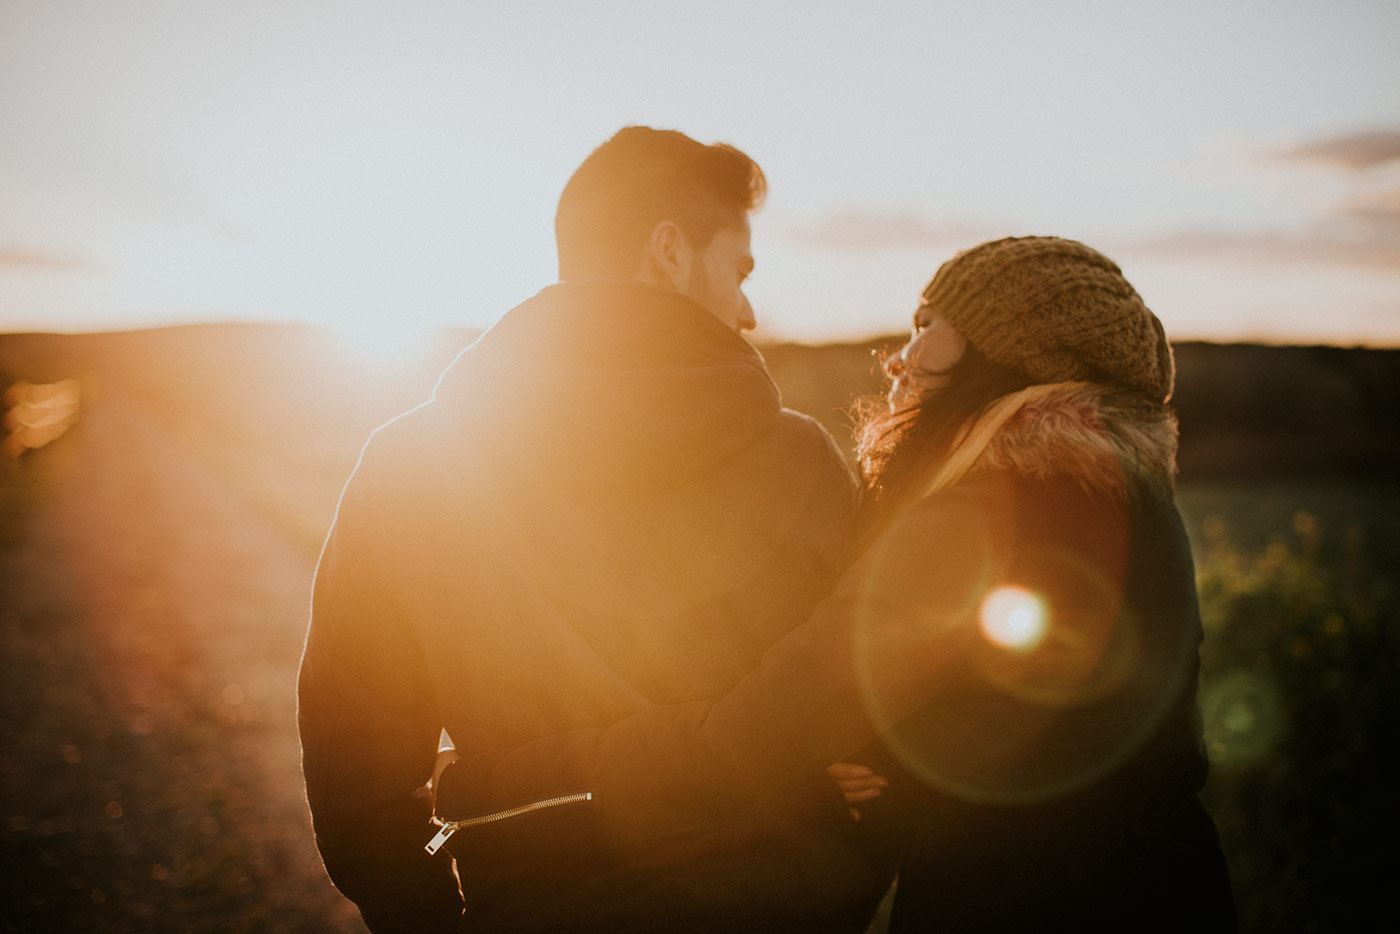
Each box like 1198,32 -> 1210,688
920,236 -> 1175,403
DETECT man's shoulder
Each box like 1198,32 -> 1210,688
770,407 -> 854,481
340,392 -> 483,514
355,396 -> 442,466
775,406 -> 842,448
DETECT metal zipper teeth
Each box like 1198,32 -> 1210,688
438,792 -> 593,830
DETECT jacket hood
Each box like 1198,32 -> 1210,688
969,382 -> 1179,500
432,281 -> 786,492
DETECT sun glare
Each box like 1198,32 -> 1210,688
328,321 -> 437,374
979,585 -> 1048,652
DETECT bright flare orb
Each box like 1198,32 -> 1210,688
979,585 -> 1047,652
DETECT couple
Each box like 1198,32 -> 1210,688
298,126 -> 1235,932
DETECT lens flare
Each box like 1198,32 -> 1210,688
849,510 -> 1196,807
1201,669 -> 1286,767
979,585 -> 1047,651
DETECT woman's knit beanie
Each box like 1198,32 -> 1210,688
920,236 -> 1175,402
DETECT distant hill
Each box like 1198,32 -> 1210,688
1168,342 -> 1400,480
0,324 -> 468,555
3,325 -> 1397,493
757,338 -> 1400,482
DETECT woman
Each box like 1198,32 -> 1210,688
829,235 -> 1237,929
432,236 -> 1236,931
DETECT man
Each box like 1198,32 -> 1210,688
298,127 -> 892,932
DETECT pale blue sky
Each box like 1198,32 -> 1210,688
2,0 -> 1397,344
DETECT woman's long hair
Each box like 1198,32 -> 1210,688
854,343 -> 1031,540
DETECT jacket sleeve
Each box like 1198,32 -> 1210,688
434,491 -> 990,848
298,460 -> 464,933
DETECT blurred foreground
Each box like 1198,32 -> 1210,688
1,325 -> 1397,931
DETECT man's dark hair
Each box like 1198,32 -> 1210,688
555,126 -> 766,280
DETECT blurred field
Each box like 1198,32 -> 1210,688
1,324 -> 1396,931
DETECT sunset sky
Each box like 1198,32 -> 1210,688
1,0 -> 1397,345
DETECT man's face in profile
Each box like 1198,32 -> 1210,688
684,217 -> 756,333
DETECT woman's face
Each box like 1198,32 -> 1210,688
885,306 -> 967,412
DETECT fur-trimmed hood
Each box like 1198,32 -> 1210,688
969,382 -> 1179,500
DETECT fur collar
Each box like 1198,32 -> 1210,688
968,383 -> 1179,500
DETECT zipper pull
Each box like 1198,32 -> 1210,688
424,823 -> 457,856
423,791 -> 595,856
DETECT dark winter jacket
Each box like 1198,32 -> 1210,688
444,383 -> 1236,931
297,282 -> 889,933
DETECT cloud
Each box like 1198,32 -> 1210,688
1231,128 -> 1400,264
1277,129 -> 1400,170
798,207 -> 1400,271
0,247 -> 91,269
1125,228 -> 1400,270
1334,186 -> 1400,240
787,210 -> 1001,250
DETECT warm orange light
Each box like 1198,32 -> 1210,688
978,585 -> 1047,652
3,378 -> 81,456
328,322 -> 436,374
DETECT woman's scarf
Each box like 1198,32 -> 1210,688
918,381 -> 1089,498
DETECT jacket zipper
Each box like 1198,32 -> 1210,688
424,792 -> 594,855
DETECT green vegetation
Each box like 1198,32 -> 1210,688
1180,485 -> 1397,932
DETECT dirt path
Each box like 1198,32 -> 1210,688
1,391 -> 369,932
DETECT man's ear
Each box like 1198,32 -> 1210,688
640,220 -> 694,292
